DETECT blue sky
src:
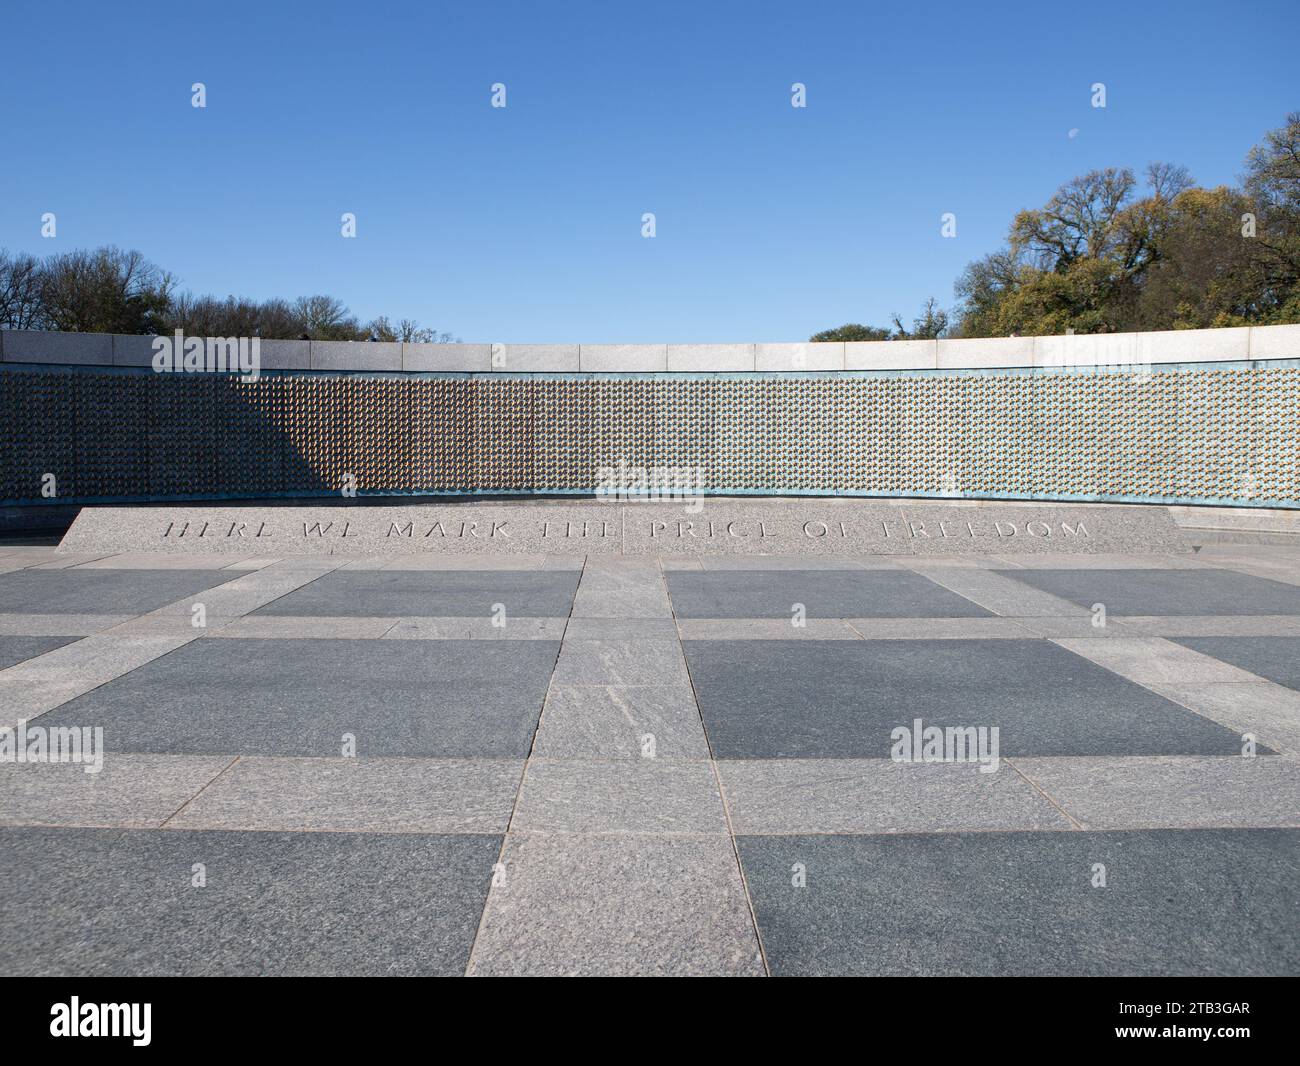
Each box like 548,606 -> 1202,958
1,0 -> 1296,342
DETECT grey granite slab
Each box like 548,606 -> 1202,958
73,553 -> 262,570
36,638 -> 560,757
737,828 -> 1299,975
467,833 -> 764,976
677,618 -> 863,640
250,570 -> 579,618
169,756 -> 524,833
1003,616 -> 1135,638
847,617 -> 1045,639
0,827 -> 501,975
718,758 -> 1073,834
683,639 -> 1259,759
1144,681 -> 1300,754
0,754 -> 234,827
0,635 -> 79,670
697,555 -> 903,570
511,759 -> 727,834
0,677 -> 102,725
998,568 -> 1300,616
381,616 -> 566,640
905,565 -> 1088,617
560,617 -> 680,641
665,570 -> 993,619
99,614 -> 237,636
1012,755 -> 1300,829
570,585 -> 674,618
1172,636 -> 1300,690
209,615 -> 399,639
1117,615 -> 1300,636
0,569 -> 237,615
1053,637 -> 1267,685
532,684 -> 710,759
0,633 -> 198,685
0,614 -> 133,636
552,639 -> 690,685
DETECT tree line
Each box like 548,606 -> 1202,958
814,111 -> 1300,341
0,246 -> 455,342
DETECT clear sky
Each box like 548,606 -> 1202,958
1,0 -> 1296,342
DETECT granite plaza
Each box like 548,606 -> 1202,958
1,328 -> 1297,980
2,0 -> 1298,1011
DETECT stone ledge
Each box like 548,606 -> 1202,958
2,325 -> 1293,373
56,500 -> 1191,556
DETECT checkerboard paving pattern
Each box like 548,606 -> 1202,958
1,541 -> 1297,975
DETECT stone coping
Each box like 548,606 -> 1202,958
1,324 -> 1296,373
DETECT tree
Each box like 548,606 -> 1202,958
942,117 -> 1300,336
365,315 -> 458,343
37,247 -> 173,334
1242,111 -> 1300,316
810,323 -> 891,342
0,250 -> 44,329
891,297 -> 948,339
0,244 -> 460,341
291,295 -> 359,340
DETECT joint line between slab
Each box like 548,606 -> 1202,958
669,564 -> 772,978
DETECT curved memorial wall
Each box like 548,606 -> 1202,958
1,326 -> 1296,509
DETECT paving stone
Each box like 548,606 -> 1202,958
677,618 -> 862,640
1172,636 -> 1300,690
0,827 -> 500,975
0,635 -> 79,670
737,828 -> 1300,975
30,553 -> 116,570
36,638 -> 560,757
0,677 -> 101,725
561,617 -> 679,640
683,639 -> 1256,758
208,616 -> 398,639
73,554 -> 259,570
0,569 -> 238,615
512,759 -> 727,833
665,570 -> 992,619
169,756 -> 523,834
1145,681 -> 1300,754
1004,616 -> 1135,638
378,555 -> 552,571
1117,615 -> 1300,636
1000,568 -> 1300,616
718,758 -> 1072,834
989,553 -> 1212,570
0,634 -> 198,684
1012,755 -> 1300,829
382,617 -> 565,640
906,567 -> 1087,616
252,570 -> 579,618
697,555 -> 904,571
0,754 -> 233,827
848,617 -> 1032,639
576,558 -> 662,581
532,684 -> 710,759
467,834 -> 764,976
1053,637 -> 1267,685
571,585 -> 673,618
552,639 -> 690,685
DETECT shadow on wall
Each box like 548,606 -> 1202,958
0,367 -> 331,503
